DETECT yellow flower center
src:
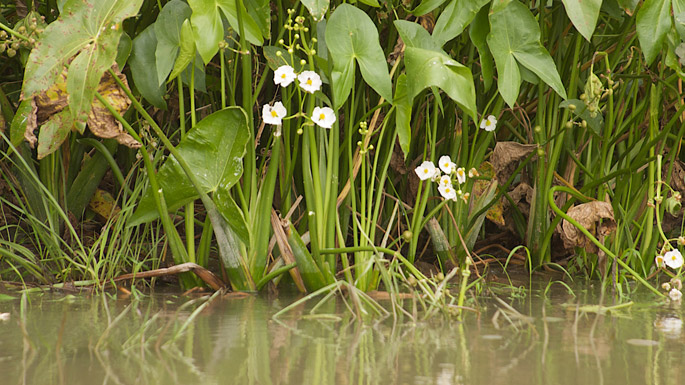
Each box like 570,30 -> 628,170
319,113 -> 326,120
672,255 -> 678,261
485,120 -> 491,126
270,109 -> 279,118
306,79 -> 312,85
423,168 -> 429,174
281,74 -> 287,79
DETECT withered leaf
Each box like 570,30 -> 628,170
560,201 -> 616,253
25,64 -> 139,158
491,142 -> 536,184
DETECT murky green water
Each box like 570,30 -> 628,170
0,284 -> 683,385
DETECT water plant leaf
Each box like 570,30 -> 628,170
214,185 -> 250,246
130,108 -> 250,244
326,4 -> 393,108
36,108 -> 74,159
411,0 -> 450,16
187,0 -> 263,64
636,0 -> 672,65
115,32 -> 132,68
301,0 -> 329,21
468,7 -> 494,91
561,0 -> 602,41
560,201 -> 616,253
394,74 -> 412,158
154,0 -> 192,86
129,25 -> 167,109
487,0 -> 567,107
395,20 -> 476,117
22,0 -> 143,120
169,19 -> 196,81
10,99 -> 32,149
432,0 -> 490,47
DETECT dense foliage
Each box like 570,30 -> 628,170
1,0 -> 684,300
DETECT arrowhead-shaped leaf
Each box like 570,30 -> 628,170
561,0 -> 602,41
636,0 -> 672,64
432,0 -> 490,47
487,1 -> 566,107
187,0 -> 264,64
129,26 -> 167,109
301,0 -> 330,20
130,107 -> 250,244
326,4 -> 393,108
22,0 -> 143,122
395,20 -> 476,117
154,0 -> 192,86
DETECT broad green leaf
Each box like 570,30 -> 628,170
636,0 -> 672,65
358,0 -> 381,6
23,0 -> 143,99
154,0 -> 192,86
67,29 -> 119,124
616,0 -> 639,12
188,0 -> 263,64
215,185 -> 250,246
395,21 -> 476,117
487,1 -> 567,107
330,61 -> 355,110
561,0 -> 602,41
326,4 -> 393,108
411,0 -> 449,16
673,0 -> 685,40
395,74 -> 412,158
169,19 -> 196,80
245,0 -> 271,38
130,107 -> 250,244
129,26 -> 167,109
116,32 -> 132,68
432,0 -> 490,47
469,7 -> 494,91
37,108 -> 74,159
301,0 -> 330,20
10,100 -> 32,149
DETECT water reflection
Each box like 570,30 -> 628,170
0,287 -> 683,385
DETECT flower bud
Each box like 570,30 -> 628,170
402,230 -> 412,242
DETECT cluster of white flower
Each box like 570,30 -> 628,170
662,278 -> 683,301
262,65 -> 335,129
414,155 -> 474,203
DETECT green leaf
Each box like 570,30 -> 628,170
672,0 -> 685,40
10,99 -> 32,149
636,0 -> 672,65
394,74 -> 412,159
358,0 -> 381,6
487,1 -> 567,107
37,108 -> 74,159
326,4 -> 393,108
22,0 -> 143,99
116,32 -> 132,68
169,19 -> 196,80
244,0 -> 271,39
432,0 -> 490,47
263,46 -> 303,71
411,0 -> 449,16
154,0 -> 192,86
561,0 -> 602,41
395,20 -> 476,117
616,0 -> 639,12
130,107 -> 250,242
66,29 -> 119,125
180,53 -> 207,93
215,185 -> 250,246
301,0 -> 330,20
187,0 -> 264,64
468,7 -> 494,91
129,26 -> 167,109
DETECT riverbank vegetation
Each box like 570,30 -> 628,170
0,0 -> 684,305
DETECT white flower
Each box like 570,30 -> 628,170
468,168 -> 479,178
311,106 -> 336,128
274,65 -> 296,87
455,167 -> 466,184
669,288 -> 683,301
415,161 -> 437,181
439,175 -> 452,187
438,155 -> 456,174
298,70 -> 322,93
664,249 -> 684,269
656,255 -> 665,268
262,102 -> 287,125
438,184 -> 457,201
480,115 -> 497,132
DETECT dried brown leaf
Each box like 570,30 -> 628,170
491,142 -> 536,184
560,201 -> 616,253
